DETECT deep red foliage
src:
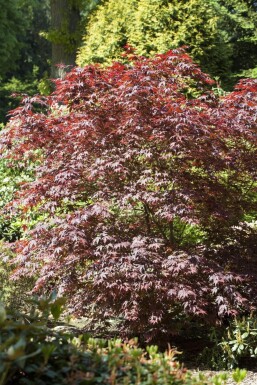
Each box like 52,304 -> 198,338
2,49 -> 257,340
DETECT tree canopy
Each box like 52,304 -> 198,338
2,50 -> 257,340
77,0 -> 257,87
0,0 -> 25,78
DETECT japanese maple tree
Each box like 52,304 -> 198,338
1,49 -> 257,341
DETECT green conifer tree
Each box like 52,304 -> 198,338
77,0 -> 232,82
0,0 -> 24,78
128,0 -> 232,78
218,0 -> 257,78
77,0 -> 135,65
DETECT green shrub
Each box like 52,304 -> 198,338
0,144 -> 49,246
198,314 -> 257,370
0,241 -> 34,312
219,315 -> 257,369
77,0 -> 231,81
78,0 -> 257,87
0,295 -> 246,385
0,74 -> 40,124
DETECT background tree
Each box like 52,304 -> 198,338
128,0 -> 232,80
218,0 -> 257,79
18,0 -> 50,80
0,0 -> 24,78
49,0 -> 81,77
0,0 -> 51,123
49,0 -> 102,77
77,0 -> 257,88
77,0 -> 136,65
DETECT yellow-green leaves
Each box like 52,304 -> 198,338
77,0 -> 231,81
0,304 -> 6,325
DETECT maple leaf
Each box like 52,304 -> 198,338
1,48 -> 257,341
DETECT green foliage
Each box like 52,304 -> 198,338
0,0 -> 50,80
0,0 -> 24,78
44,26 -> 82,54
232,368 -> 247,384
0,0 -> 50,123
38,76 -> 53,96
78,0 -> 257,87
219,315 -> 257,369
16,0 -> 50,80
78,0 -> 136,64
218,0 -> 257,77
44,0 -> 101,55
198,314 -> 257,370
0,242 -> 34,312
128,0 -> 231,79
0,296 -> 246,384
77,0 -> 232,82
240,67 -> 257,78
0,155 -> 37,241
0,71 -> 40,123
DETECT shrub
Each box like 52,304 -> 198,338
1,49 -> 257,341
0,155 -> 37,242
0,75 -> 40,124
0,296 -> 247,385
77,0 -> 257,87
0,241 -> 34,311
198,313 -> 257,370
219,314 -> 257,369
77,0 -> 232,81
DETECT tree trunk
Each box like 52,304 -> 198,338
50,0 -> 80,78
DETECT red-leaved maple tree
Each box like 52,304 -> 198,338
1,49 -> 257,340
